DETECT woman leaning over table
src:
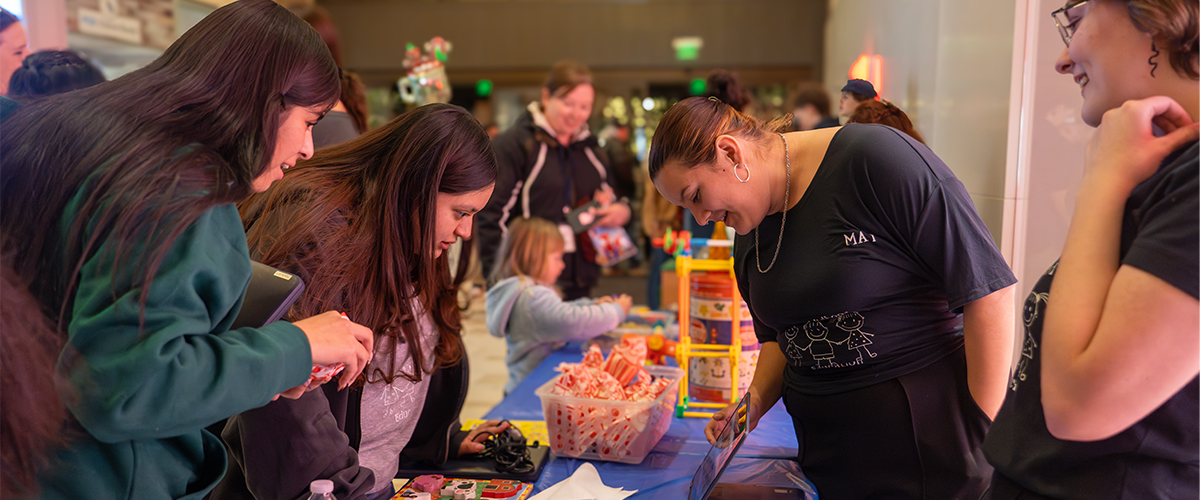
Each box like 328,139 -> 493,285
0,1 -> 373,498
649,96 -> 1016,498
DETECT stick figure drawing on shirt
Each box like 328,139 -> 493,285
781,325 -> 804,362
1012,291 -> 1049,390
801,319 -> 837,368
835,311 -> 876,362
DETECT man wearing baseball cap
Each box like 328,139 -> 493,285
838,78 -> 878,120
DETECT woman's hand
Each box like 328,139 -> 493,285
1084,96 -> 1199,193
292,311 -> 374,390
704,394 -> 763,446
594,202 -> 631,227
459,420 -> 511,455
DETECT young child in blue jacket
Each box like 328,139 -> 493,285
486,216 -> 632,393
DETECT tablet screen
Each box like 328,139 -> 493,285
688,394 -> 751,500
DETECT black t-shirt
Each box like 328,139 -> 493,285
734,124 -> 1017,395
984,142 -> 1199,499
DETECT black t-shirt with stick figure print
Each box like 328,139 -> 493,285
734,124 -> 1017,396
983,142 -> 1199,500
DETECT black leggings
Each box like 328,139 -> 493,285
783,347 -> 992,499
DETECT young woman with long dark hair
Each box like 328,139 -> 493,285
984,1 -> 1198,497
213,103 -> 502,500
0,1 -> 373,498
648,97 -> 1017,498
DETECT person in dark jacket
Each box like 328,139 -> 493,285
477,60 -> 631,300
212,104 -> 507,500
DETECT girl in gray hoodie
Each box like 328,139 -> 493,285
486,217 -> 632,394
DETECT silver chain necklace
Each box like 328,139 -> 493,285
755,133 -> 790,273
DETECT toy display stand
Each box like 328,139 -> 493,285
660,228 -> 744,419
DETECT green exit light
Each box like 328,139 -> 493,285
672,36 -> 703,62
675,46 -> 699,61
476,79 -> 493,97
689,78 -> 706,96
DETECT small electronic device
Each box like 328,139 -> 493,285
687,394 -> 806,499
230,261 -> 305,329
565,200 -> 602,233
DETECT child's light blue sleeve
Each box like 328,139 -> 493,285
519,287 -> 627,343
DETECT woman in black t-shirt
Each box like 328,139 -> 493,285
648,97 -> 1017,498
983,1 -> 1199,498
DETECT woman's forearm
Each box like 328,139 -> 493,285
962,285 -> 1016,419
747,341 -> 787,414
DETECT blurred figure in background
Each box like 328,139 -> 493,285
477,60 -> 630,300
848,99 -> 926,145
704,69 -> 750,113
790,82 -> 840,131
0,8 -> 29,96
7,50 -> 105,102
838,78 -> 877,120
300,4 -> 369,148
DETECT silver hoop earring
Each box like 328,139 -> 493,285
734,163 -> 750,183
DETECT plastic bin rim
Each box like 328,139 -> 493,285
534,365 -> 685,407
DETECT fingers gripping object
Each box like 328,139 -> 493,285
476,421 -> 536,475
305,313 -> 351,389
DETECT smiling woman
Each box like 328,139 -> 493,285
983,0 -> 1199,498
218,103 -> 500,500
649,96 -> 1017,499
476,60 -> 631,300
0,1 -> 376,499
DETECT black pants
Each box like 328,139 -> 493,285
783,347 -> 992,499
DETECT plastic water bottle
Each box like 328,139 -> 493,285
306,480 -> 335,500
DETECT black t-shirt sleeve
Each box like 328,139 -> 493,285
910,177 -> 1017,311
857,127 -> 1016,312
1122,143 -> 1199,299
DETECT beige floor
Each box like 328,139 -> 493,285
460,295 -> 508,422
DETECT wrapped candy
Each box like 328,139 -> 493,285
581,344 -> 605,369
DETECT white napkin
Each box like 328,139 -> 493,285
528,463 -> 637,500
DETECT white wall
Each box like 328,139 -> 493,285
1004,0 -> 1091,303
824,0 -> 1018,248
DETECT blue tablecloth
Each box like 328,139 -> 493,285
484,344 -> 818,499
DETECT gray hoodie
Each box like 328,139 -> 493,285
486,276 -> 627,393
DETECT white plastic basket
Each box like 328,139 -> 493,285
535,365 -> 683,464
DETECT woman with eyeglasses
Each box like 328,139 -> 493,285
475,60 -> 631,300
983,1 -> 1198,498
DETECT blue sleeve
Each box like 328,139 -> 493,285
519,286 -> 626,343
65,204 -> 312,442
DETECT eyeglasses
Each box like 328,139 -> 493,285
1051,1 -> 1090,47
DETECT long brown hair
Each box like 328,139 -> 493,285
648,96 -> 790,179
0,247 -> 68,499
848,100 -> 926,145
241,103 -> 498,383
0,0 -> 339,329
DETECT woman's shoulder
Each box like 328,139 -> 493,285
826,123 -> 952,184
